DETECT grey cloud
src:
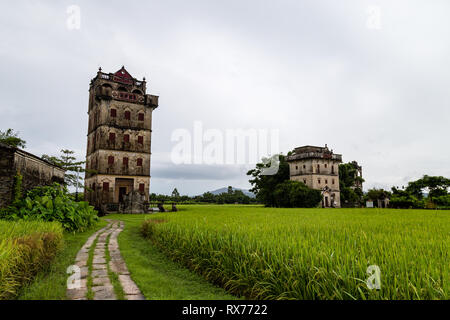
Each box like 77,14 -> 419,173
1,0 -> 449,194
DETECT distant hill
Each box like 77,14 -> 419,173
207,187 -> 255,198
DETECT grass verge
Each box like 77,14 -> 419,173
18,220 -> 108,300
105,214 -> 237,300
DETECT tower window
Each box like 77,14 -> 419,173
103,182 -> 109,191
123,157 -> 129,166
303,165 -> 306,169
295,165 -> 298,170
108,156 -> 114,165
303,179 -> 306,184
124,111 -> 131,120
139,183 -> 145,193
325,179 -> 328,184
124,134 -> 130,143
332,179 -> 335,184
110,109 -> 117,117
332,166 -> 335,174
109,132 -> 115,141
138,113 -> 144,121
138,136 -> 143,144
325,163 -> 328,168
137,158 -> 143,166
318,179 -> 321,184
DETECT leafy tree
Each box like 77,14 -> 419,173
339,162 -> 365,207
406,175 -> 450,201
0,128 -> 26,148
201,192 -> 216,203
171,188 -> 180,201
42,149 -> 85,189
366,188 -> 390,201
247,154 -> 290,207
390,187 -> 424,209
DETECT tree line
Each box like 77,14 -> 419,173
150,186 -> 257,204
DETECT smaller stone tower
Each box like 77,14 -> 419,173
286,145 -> 342,208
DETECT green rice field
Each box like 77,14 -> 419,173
141,205 -> 449,300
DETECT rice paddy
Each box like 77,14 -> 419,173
141,205 -> 449,300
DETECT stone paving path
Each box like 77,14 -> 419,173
67,220 -> 145,300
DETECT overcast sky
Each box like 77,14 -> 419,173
1,0 -> 449,195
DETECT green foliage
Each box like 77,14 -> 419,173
150,188 -> 256,205
247,154 -> 291,206
273,180 -> 322,208
0,220 -> 63,299
339,162 -> 364,207
0,128 -> 26,149
41,149 -> 85,188
171,188 -> 180,200
12,172 -> 23,205
433,195 -> 450,208
0,183 -> 98,233
141,205 -> 449,300
247,155 -> 322,207
390,187 -> 425,209
366,188 -> 391,202
405,175 -> 450,201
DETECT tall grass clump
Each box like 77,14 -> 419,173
141,205 -> 449,300
0,220 -> 63,299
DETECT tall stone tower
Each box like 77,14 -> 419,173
84,66 -> 159,213
286,145 -> 342,208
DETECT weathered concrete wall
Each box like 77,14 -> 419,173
0,147 -> 15,207
86,125 -> 151,156
0,145 -> 65,208
85,150 -> 150,177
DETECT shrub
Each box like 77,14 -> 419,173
0,220 -> 63,299
0,183 -> 98,233
389,194 -> 424,209
434,195 -> 450,209
273,180 -> 322,208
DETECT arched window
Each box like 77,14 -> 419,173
117,86 -> 128,92
132,89 -> 143,95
